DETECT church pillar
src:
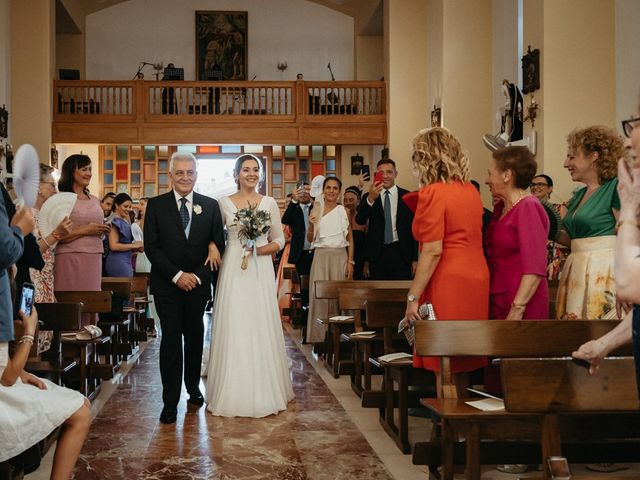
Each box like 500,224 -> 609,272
524,0 -> 616,201
10,0 -> 55,164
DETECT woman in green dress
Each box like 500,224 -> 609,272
556,125 -> 626,320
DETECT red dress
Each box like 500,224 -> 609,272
412,182 -> 490,373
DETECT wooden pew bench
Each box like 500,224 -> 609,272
502,356 -> 640,480
55,291 -> 115,400
364,299 -> 436,454
26,302 -> 81,385
312,279 -> 411,377
337,287 -> 408,396
412,319 -> 637,480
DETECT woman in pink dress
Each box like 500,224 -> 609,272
485,146 -> 550,321
54,154 -> 110,326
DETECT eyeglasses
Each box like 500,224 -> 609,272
530,182 -> 549,188
622,115 -> 640,138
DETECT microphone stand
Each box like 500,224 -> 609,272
327,62 -> 335,81
132,62 -> 156,80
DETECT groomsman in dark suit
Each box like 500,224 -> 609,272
144,152 -> 225,424
281,182 -> 314,277
356,158 -> 418,280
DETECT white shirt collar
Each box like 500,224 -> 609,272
384,185 -> 398,196
173,190 -> 194,205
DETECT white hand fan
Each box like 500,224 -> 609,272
12,144 -> 40,207
38,192 -> 77,239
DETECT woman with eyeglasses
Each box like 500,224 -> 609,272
555,126 -> 626,321
529,174 -> 567,281
30,164 -> 73,304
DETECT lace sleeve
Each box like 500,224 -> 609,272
268,197 -> 285,251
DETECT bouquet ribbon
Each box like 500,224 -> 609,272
241,239 -> 259,271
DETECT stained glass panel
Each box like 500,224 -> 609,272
312,146 -> 323,161
116,146 -> 128,161
144,146 -> 156,160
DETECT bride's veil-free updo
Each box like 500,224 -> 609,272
233,154 -> 264,189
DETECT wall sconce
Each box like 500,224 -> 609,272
525,94 -> 539,128
277,61 -> 288,72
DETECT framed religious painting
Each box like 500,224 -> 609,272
196,11 -> 248,81
0,105 -> 8,139
522,46 -> 540,94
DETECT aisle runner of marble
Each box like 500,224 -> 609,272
74,331 -> 394,479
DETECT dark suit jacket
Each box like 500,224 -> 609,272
355,186 -> 418,265
281,201 -> 313,264
144,191 -> 225,298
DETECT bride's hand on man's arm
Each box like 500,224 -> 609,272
205,242 -> 222,271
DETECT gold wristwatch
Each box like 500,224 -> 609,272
407,293 -> 418,302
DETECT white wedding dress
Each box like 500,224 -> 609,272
205,195 -> 294,417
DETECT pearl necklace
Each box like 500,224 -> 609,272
501,193 -> 529,218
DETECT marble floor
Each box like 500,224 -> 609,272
26,320 -> 640,480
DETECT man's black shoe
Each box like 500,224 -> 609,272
188,393 -> 205,407
159,407 -> 177,424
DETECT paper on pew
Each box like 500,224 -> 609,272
329,315 -> 354,321
465,388 -> 505,411
465,398 -> 505,411
378,352 -> 413,363
350,331 -> 376,337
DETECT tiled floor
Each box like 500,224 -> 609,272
26,320 -> 640,479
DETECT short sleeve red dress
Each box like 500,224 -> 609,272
412,182 -> 490,373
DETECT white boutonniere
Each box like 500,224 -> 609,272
193,204 -> 202,215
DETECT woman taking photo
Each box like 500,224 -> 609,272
55,154 -> 110,325
556,126 -> 625,320
485,146 -> 550,321
305,177 -> 354,344
104,193 -> 143,277
404,127 -> 489,396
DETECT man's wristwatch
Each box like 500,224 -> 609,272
348,260 -> 355,265
407,293 -> 418,302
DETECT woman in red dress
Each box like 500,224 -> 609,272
405,127 -> 490,397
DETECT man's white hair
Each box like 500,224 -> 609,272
169,152 -> 197,173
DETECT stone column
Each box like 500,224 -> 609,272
10,0 -> 55,164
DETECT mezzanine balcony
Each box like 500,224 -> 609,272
52,80 -> 387,145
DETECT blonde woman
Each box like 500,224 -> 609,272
405,127 -> 490,396
556,126 -> 626,320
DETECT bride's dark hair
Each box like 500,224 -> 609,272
233,154 -> 264,189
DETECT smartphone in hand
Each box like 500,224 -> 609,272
20,282 -> 35,316
374,171 -> 383,184
360,164 -> 371,181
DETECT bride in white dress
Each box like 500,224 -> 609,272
205,154 -> 294,417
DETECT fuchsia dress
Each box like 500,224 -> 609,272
485,196 -> 550,320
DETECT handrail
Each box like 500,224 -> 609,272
53,80 -> 386,120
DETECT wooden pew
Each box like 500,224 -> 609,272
26,302 -> 81,385
364,299 -> 436,453
337,287 -> 408,395
134,272 -> 156,336
502,356 -> 640,480
313,279 -> 411,376
412,319 -> 636,480
101,277 -> 139,358
55,291 -> 114,400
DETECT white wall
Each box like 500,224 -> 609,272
492,0 -> 519,133
85,0 -> 354,81
426,0 -> 443,118
616,0 -> 640,126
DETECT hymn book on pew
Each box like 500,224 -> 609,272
377,352 -> 413,363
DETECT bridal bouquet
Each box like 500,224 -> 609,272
233,202 -> 272,270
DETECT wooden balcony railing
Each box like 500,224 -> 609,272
52,80 -> 387,144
